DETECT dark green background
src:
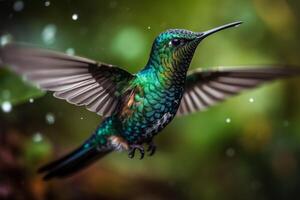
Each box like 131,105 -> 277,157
1,0 -> 300,199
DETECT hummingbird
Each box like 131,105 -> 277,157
1,21 -> 299,180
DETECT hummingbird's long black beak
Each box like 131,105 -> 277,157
197,21 -> 243,40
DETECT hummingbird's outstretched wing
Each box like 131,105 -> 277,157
177,66 -> 300,116
0,44 -> 134,117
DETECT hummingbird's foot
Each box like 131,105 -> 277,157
128,144 -> 145,159
147,142 -> 156,156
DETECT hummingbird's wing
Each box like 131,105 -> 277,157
0,44 -> 134,117
176,66 -> 300,116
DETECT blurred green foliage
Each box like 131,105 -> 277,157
0,69 -> 44,105
1,0 -> 300,200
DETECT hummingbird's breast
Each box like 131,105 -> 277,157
118,72 -> 184,144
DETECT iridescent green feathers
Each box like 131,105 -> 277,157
1,23 -> 300,180
1,32 -> 300,119
146,29 -> 200,72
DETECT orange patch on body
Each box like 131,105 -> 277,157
108,135 -> 129,151
121,86 -> 143,118
121,91 -> 135,117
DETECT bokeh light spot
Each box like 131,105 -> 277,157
66,48 -> 75,55
72,14 -> 79,21
45,1 -> 50,7
32,132 -> 43,143
42,24 -> 57,45
1,101 -> 12,113
0,34 -> 12,46
13,1 -> 24,12
111,27 -> 146,60
225,117 -> 231,123
45,113 -> 55,125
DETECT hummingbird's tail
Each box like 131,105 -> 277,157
38,117 -> 121,180
38,139 -> 112,180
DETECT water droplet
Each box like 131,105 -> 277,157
66,48 -> 75,56
80,117 -> 84,120
44,1 -> 50,7
42,24 -> 57,45
72,14 -> 78,21
13,1 -> 24,12
226,147 -> 235,157
29,98 -> 34,103
1,101 -> 12,113
33,132 -> 43,142
249,97 -> 254,103
45,113 -> 55,124
0,34 -> 12,46
147,26 -> 151,30
225,118 -> 231,123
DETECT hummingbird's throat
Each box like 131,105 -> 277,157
153,56 -> 190,87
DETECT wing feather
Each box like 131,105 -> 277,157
177,66 -> 300,116
0,44 -> 134,117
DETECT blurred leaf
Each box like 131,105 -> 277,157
24,135 -> 52,167
0,68 -> 45,105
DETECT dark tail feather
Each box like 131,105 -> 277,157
38,144 -> 111,180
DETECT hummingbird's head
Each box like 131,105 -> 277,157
153,29 -> 201,63
149,21 -> 242,71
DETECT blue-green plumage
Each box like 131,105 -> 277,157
2,21 -> 299,180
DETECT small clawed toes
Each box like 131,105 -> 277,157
128,145 -> 145,159
147,143 -> 156,156
128,149 -> 135,159
128,143 -> 157,159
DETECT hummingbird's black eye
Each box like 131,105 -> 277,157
169,38 -> 188,47
170,39 -> 181,47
